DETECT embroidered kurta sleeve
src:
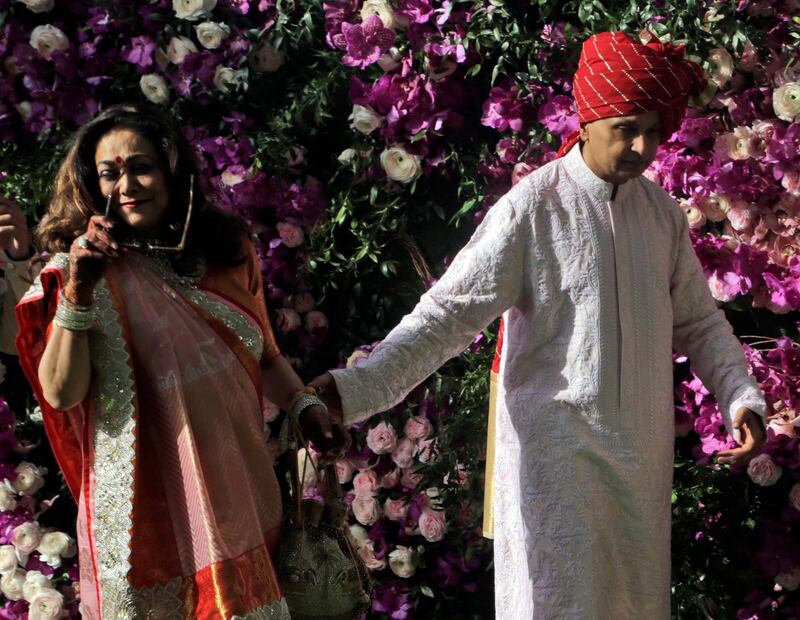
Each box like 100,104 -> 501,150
669,206 -> 766,436
331,196 -> 529,425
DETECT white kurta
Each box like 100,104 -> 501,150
330,144 -> 766,619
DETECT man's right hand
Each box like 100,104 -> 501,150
308,372 -> 343,419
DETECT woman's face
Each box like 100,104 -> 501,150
94,128 -> 170,233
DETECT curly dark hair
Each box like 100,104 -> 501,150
36,102 -> 247,267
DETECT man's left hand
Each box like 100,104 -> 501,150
716,407 -> 766,467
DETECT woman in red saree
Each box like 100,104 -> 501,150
16,104 -> 347,619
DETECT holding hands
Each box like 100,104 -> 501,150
716,407 -> 766,468
294,383 -> 350,461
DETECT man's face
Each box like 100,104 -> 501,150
578,110 -> 661,185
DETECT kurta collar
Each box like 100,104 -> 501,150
562,143 -> 635,203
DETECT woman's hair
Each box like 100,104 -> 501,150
36,102 -> 247,267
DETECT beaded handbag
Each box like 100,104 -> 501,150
277,419 -> 371,620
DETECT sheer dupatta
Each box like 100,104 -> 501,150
17,251 -> 289,619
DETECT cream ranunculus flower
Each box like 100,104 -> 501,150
360,0 -> 397,30
380,146 -> 421,184
28,588 -> 65,620
706,47 -> 734,88
253,43 -> 284,72
701,193 -> 731,223
681,202 -> 706,230
172,0 -> 216,21
338,148 -> 358,165
36,532 -> 77,568
0,568 -> 26,601
139,74 -> 171,105
13,462 -> 45,496
388,545 -> 417,578
195,21 -> 230,49
12,522 -> 43,554
773,81 -> 800,123
212,66 -> 243,93
349,104 -> 383,135
166,36 -> 198,65
0,484 -> 17,512
22,570 -> 53,603
0,545 -> 19,574
29,24 -> 68,61
15,0 -> 54,13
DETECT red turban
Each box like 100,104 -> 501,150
558,31 -> 707,156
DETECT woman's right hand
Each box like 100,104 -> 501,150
64,215 -> 119,305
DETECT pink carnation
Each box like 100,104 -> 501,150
366,421 -> 397,455
418,508 -> 447,542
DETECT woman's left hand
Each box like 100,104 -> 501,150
299,405 -> 351,461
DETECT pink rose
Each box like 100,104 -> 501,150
335,460 -> 355,484
304,311 -> 329,332
276,222 -> 305,248
415,437 -> 436,463
356,540 -> 386,571
418,508 -> 447,542
292,293 -> 316,313
353,469 -> 379,496
384,497 -> 409,522
352,495 -> 381,525
391,437 -> 415,469
789,483 -> 800,512
747,454 -> 782,487
400,468 -> 423,489
380,468 -> 401,489
275,308 -> 301,333
366,421 -> 397,455
403,416 -> 432,441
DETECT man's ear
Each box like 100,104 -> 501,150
578,122 -> 590,142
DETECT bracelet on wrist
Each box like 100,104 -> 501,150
53,292 -> 95,332
289,392 -> 327,424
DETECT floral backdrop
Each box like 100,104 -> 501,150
0,0 -> 798,618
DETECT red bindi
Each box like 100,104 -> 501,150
115,156 -> 124,164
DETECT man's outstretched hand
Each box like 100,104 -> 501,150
716,407 -> 766,468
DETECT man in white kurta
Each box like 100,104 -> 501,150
314,32 -> 767,619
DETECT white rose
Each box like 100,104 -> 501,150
13,462 -> 45,496
0,569 -> 26,601
36,532 -> 76,568
22,570 -> 53,602
253,43 -> 283,72
701,194 -> 731,223
212,66 -> 243,93
360,0 -> 397,30
776,567 -> 800,592
0,545 -> 19,574
12,522 -> 43,554
706,47 -> 734,88
773,81 -> 800,123
0,485 -> 17,511
349,104 -> 383,135
28,588 -> 65,620
348,524 -> 370,548
747,454 -> 782,486
195,21 -> 230,49
139,74 -> 171,105
380,146 -> 421,184
388,545 -> 417,578
166,36 -> 197,65
338,148 -> 358,165
29,24 -> 68,61
172,0 -> 216,21
15,0 -> 54,13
